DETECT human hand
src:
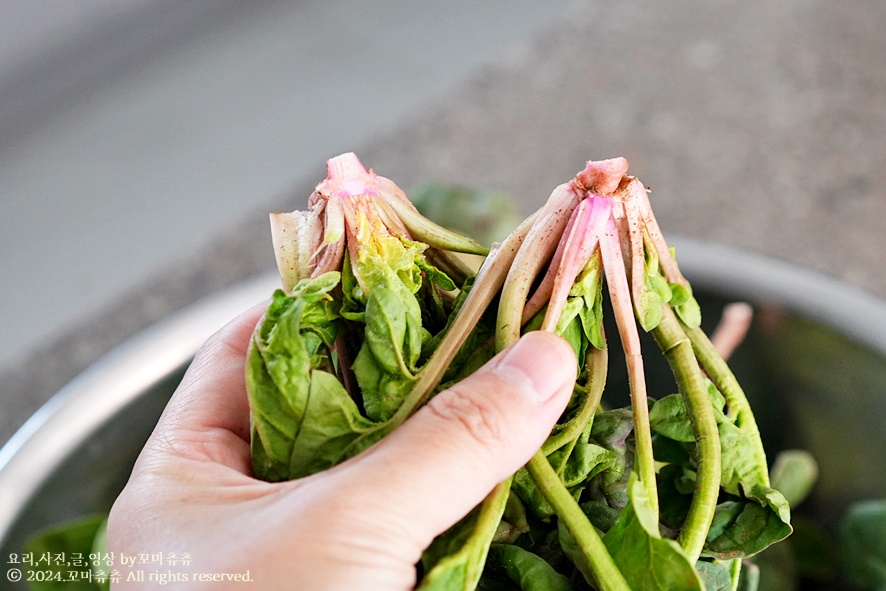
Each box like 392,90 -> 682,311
108,303 -> 577,590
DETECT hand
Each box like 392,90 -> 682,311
108,303 -> 577,590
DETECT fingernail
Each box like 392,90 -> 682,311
495,332 -> 576,403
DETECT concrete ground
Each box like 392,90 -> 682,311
2,0 -> 885,446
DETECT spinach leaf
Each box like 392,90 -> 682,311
568,250 -> 605,350
666,264 -> 701,329
353,286 -> 422,421
717,419 -> 765,496
839,499 -> 886,591
362,286 -> 422,376
501,491 -> 531,541
649,381 -> 727,444
656,464 -> 694,533
584,409 -> 634,511
416,256 -> 457,292
602,477 -> 704,591
636,237 -> 672,332
703,485 -> 792,560
649,380 -> 792,551
694,560 -> 733,591
512,467 -> 556,519
769,450 -> 818,508
649,394 -> 697,443
485,544 -> 574,591
247,275 -> 342,481
24,514 -> 109,591
287,370 -> 383,478
350,344 -> 415,423
736,560 -> 760,591
513,423 -> 616,520
420,483 -> 511,591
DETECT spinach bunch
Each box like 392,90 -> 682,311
248,153 -> 490,482
247,154 -> 794,590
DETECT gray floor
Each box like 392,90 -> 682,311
0,0 -> 572,373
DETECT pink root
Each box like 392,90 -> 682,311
574,157 -> 630,196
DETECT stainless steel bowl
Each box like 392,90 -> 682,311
2,239 -> 886,584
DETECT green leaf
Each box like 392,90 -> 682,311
247,277 -> 342,481
649,394 -> 696,443
420,484 -> 511,590
248,342 -> 300,481
426,276 -> 496,384
351,342 -> 415,422
549,422 -> 618,489
561,441 -> 618,489
585,409 -> 635,510
554,297 -> 584,336
718,421 -> 766,496
580,501 -> 623,534
703,485 -> 792,560
512,467 -> 556,519
669,283 -> 702,329
571,251 -> 605,350
24,514 -> 108,591
287,370 -> 382,478
363,286 -> 418,375
694,561 -> 734,591
650,382 -> 766,497
416,256 -> 457,292
839,499 -> 886,591
350,285 -> 427,421
603,477 -> 704,591
340,252 -> 366,321
637,288 -> 665,332
737,561 -> 760,591
502,491 -> 530,538
655,464 -> 694,533
515,422 -> 617,520
768,450 -> 819,508
485,544 -> 574,591
555,314 -> 585,369
635,237 -> 672,332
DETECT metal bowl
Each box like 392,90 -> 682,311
2,238 -> 886,584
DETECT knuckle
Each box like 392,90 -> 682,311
426,385 -> 504,448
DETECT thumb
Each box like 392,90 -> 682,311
342,331 -> 577,550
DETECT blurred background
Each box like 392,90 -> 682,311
1,0 -> 885,447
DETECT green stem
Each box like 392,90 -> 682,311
384,194 -> 490,255
652,305 -> 721,562
526,451 -> 630,591
729,558 -> 742,591
467,478 -> 514,586
543,346 -> 608,455
685,324 -> 770,487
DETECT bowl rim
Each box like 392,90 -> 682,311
2,236 -> 885,546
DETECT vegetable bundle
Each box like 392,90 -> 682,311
246,153 -> 792,590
